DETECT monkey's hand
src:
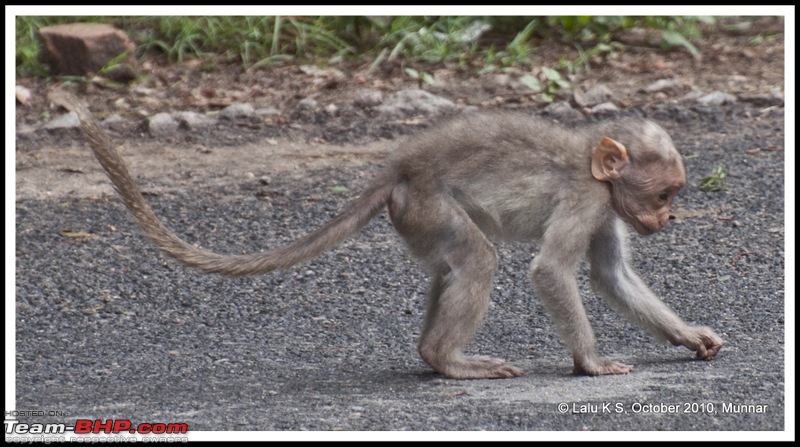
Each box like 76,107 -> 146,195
573,358 -> 634,376
670,326 -> 723,360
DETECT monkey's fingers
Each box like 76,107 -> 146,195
694,336 -> 723,360
681,326 -> 723,360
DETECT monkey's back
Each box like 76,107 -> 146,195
388,111 -> 610,241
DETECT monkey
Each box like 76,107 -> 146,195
73,101 -> 723,380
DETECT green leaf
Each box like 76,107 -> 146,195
661,30 -> 698,57
554,78 -> 571,90
541,66 -> 561,81
519,74 -> 542,92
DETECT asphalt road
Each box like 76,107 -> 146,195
14,104 -> 787,435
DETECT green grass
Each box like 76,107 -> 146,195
698,165 -> 728,192
16,16 -> 716,78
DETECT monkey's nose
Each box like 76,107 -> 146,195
660,214 -> 672,229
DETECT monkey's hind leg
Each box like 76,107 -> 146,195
389,185 -> 524,379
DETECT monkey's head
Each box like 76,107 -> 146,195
591,121 -> 685,236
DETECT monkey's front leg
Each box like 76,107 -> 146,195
588,219 -> 723,360
530,220 -> 634,376
531,257 -> 634,375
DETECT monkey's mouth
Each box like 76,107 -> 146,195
631,219 -> 661,236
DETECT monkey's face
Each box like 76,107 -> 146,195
612,159 -> 685,236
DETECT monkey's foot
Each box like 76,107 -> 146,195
672,326 -> 723,360
433,355 -> 525,379
573,359 -> 634,376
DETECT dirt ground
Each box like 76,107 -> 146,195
16,17 -> 784,186
13,16 -> 789,436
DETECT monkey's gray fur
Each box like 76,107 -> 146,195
75,102 -> 722,379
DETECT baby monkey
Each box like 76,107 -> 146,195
75,103 -> 722,379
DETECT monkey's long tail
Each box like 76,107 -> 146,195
74,102 -> 395,276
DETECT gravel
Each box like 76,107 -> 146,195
15,103 -> 785,433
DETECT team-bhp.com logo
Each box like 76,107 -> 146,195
6,418 -> 187,435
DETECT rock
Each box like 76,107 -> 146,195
353,89 -> 383,108
133,85 -> 156,96
220,103 -> 255,120
45,89 -> 74,110
297,97 -> 318,109
696,91 -> 737,106
172,111 -> 214,129
100,113 -> 126,125
16,85 -> 33,105
590,102 -> 620,114
642,78 -> 681,93
679,90 -> 705,102
727,75 -> 749,84
99,114 -> 129,132
37,23 -> 137,79
573,84 -> 614,107
324,104 -> 339,115
113,97 -> 131,110
299,65 -> 346,80
483,74 -> 523,92
43,112 -> 80,130
148,112 -> 179,136
484,73 -> 512,89
255,107 -> 281,117
738,92 -> 784,107
17,123 -> 37,135
376,89 -> 456,117
543,101 -> 578,116
299,65 -> 346,88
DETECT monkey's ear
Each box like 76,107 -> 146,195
591,137 -> 629,182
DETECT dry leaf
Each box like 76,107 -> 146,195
59,230 -> 97,239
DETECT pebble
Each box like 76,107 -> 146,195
590,102 -> 620,113
643,78 -> 681,93
573,84 -> 614,107
353,89 -> 383,108
696,91 -> 737,106
147,112 -> 179,135
220,103 -> 255,119
375,89 -> 456,117
173,111 -> 215,129
43,112 -> 80,130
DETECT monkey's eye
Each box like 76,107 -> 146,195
658,193 -> 669,203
